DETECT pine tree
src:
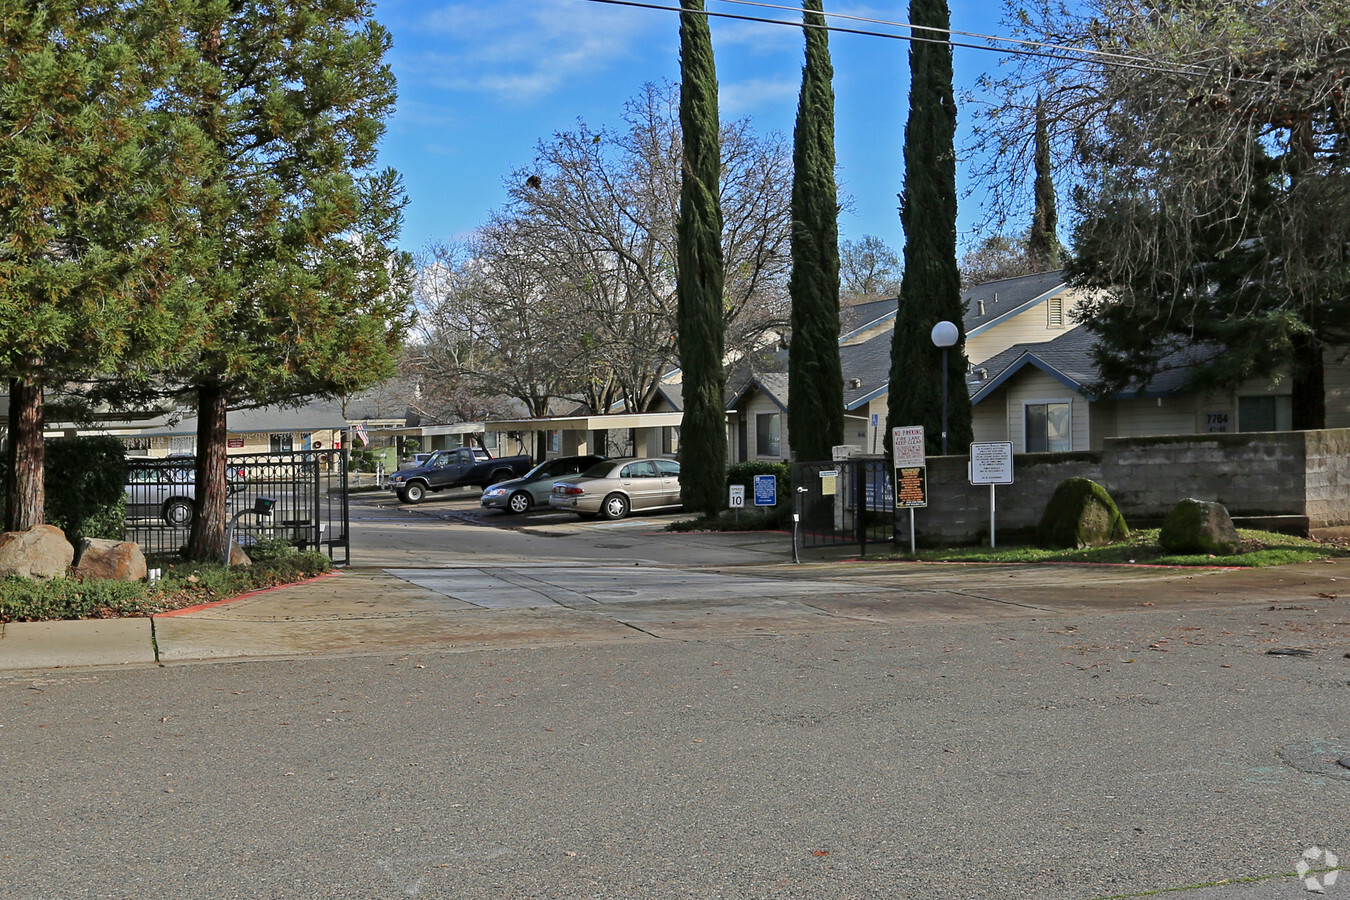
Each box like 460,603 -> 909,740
0,1 -> 210,530
886,0 -> 971,457
1026,97 -> 1061,271
173,1 -> 413,560
787,0 -> 843,462
676,0 -> 727,517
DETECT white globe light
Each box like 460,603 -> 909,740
930,320 -> 959,348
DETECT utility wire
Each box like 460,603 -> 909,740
580,0 -> 1243,83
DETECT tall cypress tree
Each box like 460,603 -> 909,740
1026,96 -> 1061,271
676,0 -> 727,516
788,0 -> 843,463
886,0 -> 971,457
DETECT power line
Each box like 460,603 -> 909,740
580,0 -> 1233,82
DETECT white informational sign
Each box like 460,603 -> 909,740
891,425 -> 926,468
969,441 -> 1014,485
729,484 -> 746,508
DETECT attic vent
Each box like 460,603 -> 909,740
975,368 -> 988,381
977,298 -> 986,316
847,378 -> 862,389
993,292 -> 999,304
1048,296 -> 1064,328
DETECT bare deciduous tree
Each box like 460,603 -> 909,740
409,82 -> 792,418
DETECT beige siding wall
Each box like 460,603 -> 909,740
965,288 -> 1089,364
1326,351 -> 1350,427
741,392 -> 789,460
999,370 -> 1090,451
972,400 -> 1008,444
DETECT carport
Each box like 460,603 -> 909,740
483,411 -> 686,460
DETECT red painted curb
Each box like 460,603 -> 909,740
154,570 -> 343,617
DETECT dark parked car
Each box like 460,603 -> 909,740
387,447 -> 534,504
479,455 -> 607,514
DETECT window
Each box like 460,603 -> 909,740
662,426 -> 680,455
269,433 -> 293,453
620,461 -> 657,478
756,413 -> 781,458
480,431 -> 499,451
1238,395 -> 1292,432
1025,402 -> 1071,452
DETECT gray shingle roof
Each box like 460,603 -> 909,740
969,324 -> 1217,403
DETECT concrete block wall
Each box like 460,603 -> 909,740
1303,430 -> 1350,526
899,429 -> 1350,545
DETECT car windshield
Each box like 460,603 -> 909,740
581,461 -> 615,478
523,460 -> 559,479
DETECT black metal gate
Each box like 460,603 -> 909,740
125,450 -> 349,564
791,457 -> 893,557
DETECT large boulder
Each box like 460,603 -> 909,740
1036,477 -> 1130,549
1159,498 -> 1242,555
74,538 -> 148,582
0,525 -> 74,579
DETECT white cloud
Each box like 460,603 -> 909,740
718,76 -> 798,117
408,0 -> 667,103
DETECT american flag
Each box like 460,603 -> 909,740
354,421 -> 370,447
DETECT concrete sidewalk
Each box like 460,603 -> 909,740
2,548 -> 1345,671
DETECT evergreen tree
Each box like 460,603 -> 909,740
676,0 -> 727,516
173,1 -> 413,560
0,1 -> 210,530
886,0 -> 971,457
787,0 -> 843,462
1026,97 -> 1060,271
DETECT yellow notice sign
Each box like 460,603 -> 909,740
820,469 -> 839,496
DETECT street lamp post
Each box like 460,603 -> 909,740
930,320 -> 959,455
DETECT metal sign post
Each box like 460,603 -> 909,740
729,483 -> 745,523
968,441 -> 1014,548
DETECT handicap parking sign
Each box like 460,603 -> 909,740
753,474 -> 777,507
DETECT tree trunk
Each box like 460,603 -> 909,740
187,382 -> 230,561
1290,331 -> 1326,430
5,362 -> 46,532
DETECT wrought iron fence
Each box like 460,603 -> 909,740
124,450 -> 349,564
790,457 -> 893,557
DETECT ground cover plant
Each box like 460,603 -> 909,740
0,542 -> 331,623
883,528 -> 1348,568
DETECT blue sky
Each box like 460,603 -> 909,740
372,0 -> 1011,256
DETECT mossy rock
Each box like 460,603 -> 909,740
1159,498 -> 1241,555
1036,477 -> 1130,549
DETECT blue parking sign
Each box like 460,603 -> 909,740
753,474 -> 777,506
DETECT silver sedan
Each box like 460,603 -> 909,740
548,458 -> 682,520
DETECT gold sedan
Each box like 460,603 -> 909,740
548,458 -> 682,520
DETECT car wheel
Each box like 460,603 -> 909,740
402,482 -> 426,504
599,493 -> 630,521
163,498 -> 194,527
489,469 -> 513,485
507,491 -> 532,514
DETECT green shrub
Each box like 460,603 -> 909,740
0,576 -> 152,622
726,461 -> 791,505
44,436 -> 129,542
245,537 -> 299,561
1036,477 -> 1129,549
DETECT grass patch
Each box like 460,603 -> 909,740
879,529 -> 1347,568
0,552 -> 333,623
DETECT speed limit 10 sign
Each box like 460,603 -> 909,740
729,484 -> 746,508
